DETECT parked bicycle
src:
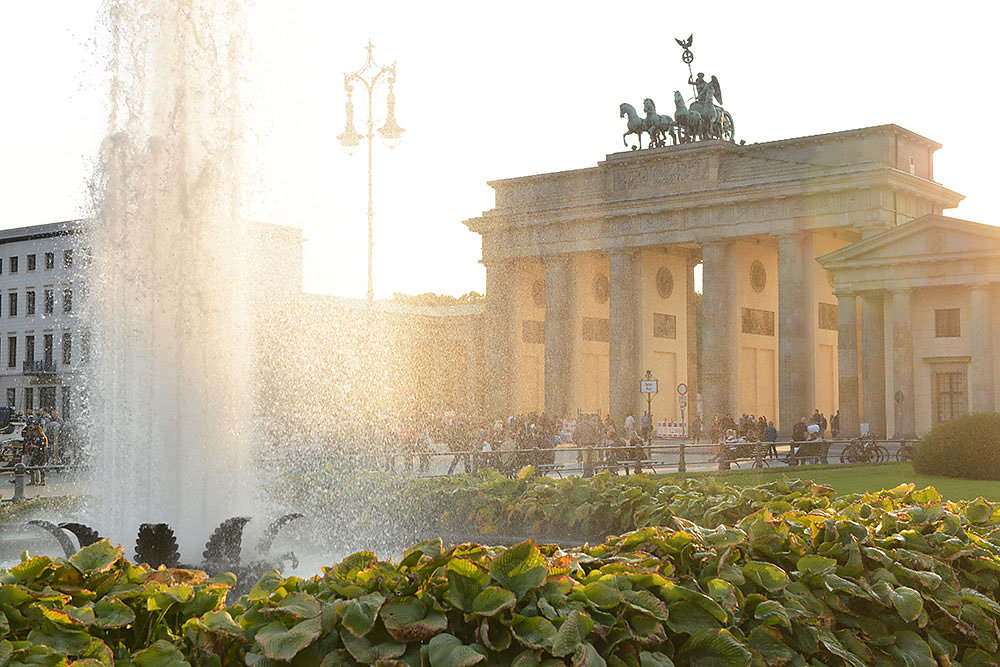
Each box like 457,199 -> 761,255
840,435 -> 888,463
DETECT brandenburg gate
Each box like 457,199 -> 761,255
464,124 -> 962,435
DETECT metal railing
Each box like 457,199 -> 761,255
22,360 -> 58,375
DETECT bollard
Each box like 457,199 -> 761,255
678,439 -> 686,474
12,462 -> 26,502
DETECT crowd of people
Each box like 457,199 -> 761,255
1,406 -> 74,486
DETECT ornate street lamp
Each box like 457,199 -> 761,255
337,42 -> 404,302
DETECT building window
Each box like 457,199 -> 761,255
62,332 -> 72,365
9,257 -> 17,273
39,386 -> 56,410
6,388 -> 14,408
25,336 -> 34,364
61,387 -> 71,420
81,331 -> 90,364
44,289 -> 54,315
0,258 -> 3,274
7,336 -> 15,368
24,388 -> 33,411
64,250 -> 73,268
45,252 -> 54,270
26,291 -> 35,316
934,370 -> 968,424
8,293 -> 17,317
27,254 -> 36,271
63,288 -> 73,312
43,334 -> 53,365
935,309 -> 961,337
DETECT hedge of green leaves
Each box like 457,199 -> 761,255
278,468 -> 839,546
8,482 -> 1000,664
914,412 -> 1000,480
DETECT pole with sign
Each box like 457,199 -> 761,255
640,370 -> 658,449
676,383 -> 688,473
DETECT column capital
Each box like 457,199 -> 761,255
607,247 -> 639,260
775,230 -> 808,243
888,286 -> 913,295
970,282 -> 994,291
833,289 -> 856,298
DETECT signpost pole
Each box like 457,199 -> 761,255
676,383 -> 688,474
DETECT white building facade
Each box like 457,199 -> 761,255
0,221 -> 86,418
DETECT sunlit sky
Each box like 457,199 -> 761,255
2,1 -> 996,298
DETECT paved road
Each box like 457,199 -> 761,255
1,439 -> 909,502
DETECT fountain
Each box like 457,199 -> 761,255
78,0 -> 260,559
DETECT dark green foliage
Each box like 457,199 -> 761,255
914,412 -> 1000,479
8,481 -> 1000,664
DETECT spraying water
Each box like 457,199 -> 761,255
85,0 -> 255,557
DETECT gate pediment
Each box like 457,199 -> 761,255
818,215 -> 1000,269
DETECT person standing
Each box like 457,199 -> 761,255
764,421 -> 778,459
640,411 -> 652,443
830,410 -> 840,439
573,415 -> 600,478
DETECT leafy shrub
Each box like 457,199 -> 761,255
8,483 -> 1000,664
913,412 -> 1000,479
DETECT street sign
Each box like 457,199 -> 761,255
678,395 -> 688,407
640,380 -> 658,394
677,383 -> 688,395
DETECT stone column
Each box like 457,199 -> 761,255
891,289 -> 916,439
970,284 -> 995,412
686,252 -> 700,426
836,292 -> 860,438
860,291 -> 887,438
483,261 -> 516,416
701,241 -> 737,425
544,255 -> 577,418
778,232 -> 815,437
609,249 -> 641,425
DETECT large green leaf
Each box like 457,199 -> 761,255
888,630 -> 937,667
340,592 -> 385,637
471,587 -> 516,617
489,541 -> 548,599
267,592 -> 321,619
69,541 -> 123,574
664,600 -> 721,635
638,651 -> 675,667
131,640 -> 190,667
92,598 -> 136,629
381,596 -> 447,642
742,561 -> 787,592
426,633 -> 485,667
892,586 -> 924,623
255,617 -> 322,661
551,610 -> 593,657
511,615 -> 557,651
27,622 -> 92,655
678,628 -> 752,666
446,559 -> 487,611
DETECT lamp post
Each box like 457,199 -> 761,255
337,42 -> 404,303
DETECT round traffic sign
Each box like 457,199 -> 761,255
677,383 -> 688,395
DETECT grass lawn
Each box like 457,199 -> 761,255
683,462 -> 1000,501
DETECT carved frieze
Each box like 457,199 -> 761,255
741,307 -> 775,336
818,303 -> 838,331
610,159 -> 712,194
582,317 -> 610,342
653,313 -> 677,339
522,320 -> 545,344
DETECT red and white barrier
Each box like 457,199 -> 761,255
656,420 -> 687,438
